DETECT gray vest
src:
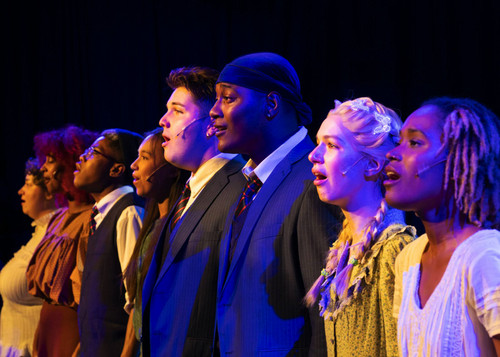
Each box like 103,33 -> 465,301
78,191 -> 143,356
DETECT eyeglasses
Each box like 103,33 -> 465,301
81,146 -> 117,162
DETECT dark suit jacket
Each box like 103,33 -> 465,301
142,156 -> 246,357
216,136 -> 341,356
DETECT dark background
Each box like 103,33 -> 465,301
2,0 -> 499,263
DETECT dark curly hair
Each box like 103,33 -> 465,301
24,158 -> 46,189
34,125 -> 99,206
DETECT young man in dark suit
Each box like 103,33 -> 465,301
209,52 -> 341,356
73,128 -> 144,356
141,67 -> 246,356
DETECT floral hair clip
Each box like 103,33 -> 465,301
349,98 -> 370,112
373,112 -> 392,134
349,98 -> 392,135
321,268 -> 331,278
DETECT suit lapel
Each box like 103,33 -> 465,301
156,157 -> 244,284
142,218 -> 170,314
220,137 -> 314,294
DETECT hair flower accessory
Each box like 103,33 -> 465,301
349,98 -> 370,112
373,112 -> 392,134
321,268 -> 331,278
348,257 -> 359,266
347,98 -> 392,134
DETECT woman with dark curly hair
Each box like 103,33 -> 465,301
26,125 -> 98,357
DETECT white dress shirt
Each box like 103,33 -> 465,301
242,126 -> 307,186
93,185 -> 144,311
181,153 -> 238,216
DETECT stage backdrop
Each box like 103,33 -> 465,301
2,0 -> 499,263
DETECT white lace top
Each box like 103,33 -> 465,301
0,210 -> 58,357
393,229 -> 500,356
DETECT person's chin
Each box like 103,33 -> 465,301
164,151 -> 177,165
384,193 -> 406,211
73,177 -> 85,190
217,139 -> 238,154
135,186 -> 145,197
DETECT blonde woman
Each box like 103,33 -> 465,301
306,97 -> 415,356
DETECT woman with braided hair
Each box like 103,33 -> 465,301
306,97 -> 415,356
385,97 -> 500,356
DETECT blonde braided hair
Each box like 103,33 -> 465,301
306,97 -> 401,307
306,200 -> 388,306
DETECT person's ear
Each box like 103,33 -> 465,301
109,163 -> 126,178
265,91 -> 280,120
44,191 -> 53,201
364,158 -> 384,180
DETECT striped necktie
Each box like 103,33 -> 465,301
170,182 -> 191,230
89,205 -> 99,235
234,174 -> 262,218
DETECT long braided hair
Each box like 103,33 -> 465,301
306,97 -> 402,307
422,97 -> 500,229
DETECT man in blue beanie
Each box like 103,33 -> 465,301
210,52 -> 341,356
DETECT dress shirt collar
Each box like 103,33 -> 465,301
186,153 -> 238,205
94,185 -> 134,225
242,126 -> 307,183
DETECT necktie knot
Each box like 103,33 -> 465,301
234,174 -> 262,218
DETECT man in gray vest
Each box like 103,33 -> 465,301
73,128 -> 144,356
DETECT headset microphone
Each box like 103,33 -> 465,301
415,159 -> 446,177
206,120 -> 217,138
145,163 -> 169,183
341,156 -> 365,176
172,116 -> 209,139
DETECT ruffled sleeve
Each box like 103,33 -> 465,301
322,225 -> 415,321
26,207 -> 92,308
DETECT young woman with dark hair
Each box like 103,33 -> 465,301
26,125 -> 98,357
121,129 -> 189,357
386,97 -> 500,356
